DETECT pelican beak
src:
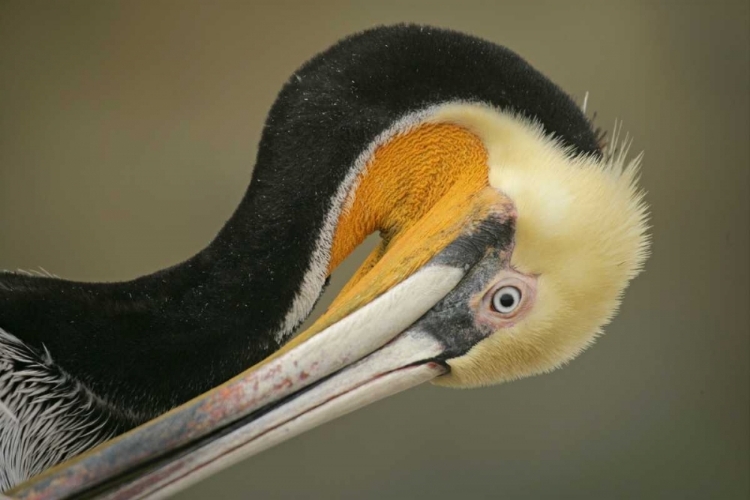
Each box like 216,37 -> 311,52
9,187 -> 514,500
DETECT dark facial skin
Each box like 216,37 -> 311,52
415,244 -> 537,363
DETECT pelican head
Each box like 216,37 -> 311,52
5,24 -> 649,499
425,106 -> 650,387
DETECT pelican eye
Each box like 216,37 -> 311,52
491,286 -> 522,314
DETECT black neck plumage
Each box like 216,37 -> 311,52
0,24 -> 600,423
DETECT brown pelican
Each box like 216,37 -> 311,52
1,24 -> 649,498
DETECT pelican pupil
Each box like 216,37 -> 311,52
500,294 -> 515,307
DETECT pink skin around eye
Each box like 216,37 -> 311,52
472,270 -> 538,331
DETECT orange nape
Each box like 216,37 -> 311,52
328,122 -> 489,272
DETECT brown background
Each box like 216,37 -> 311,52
1,1 -> 748,499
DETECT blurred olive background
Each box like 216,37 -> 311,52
1,1 -> 748,499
